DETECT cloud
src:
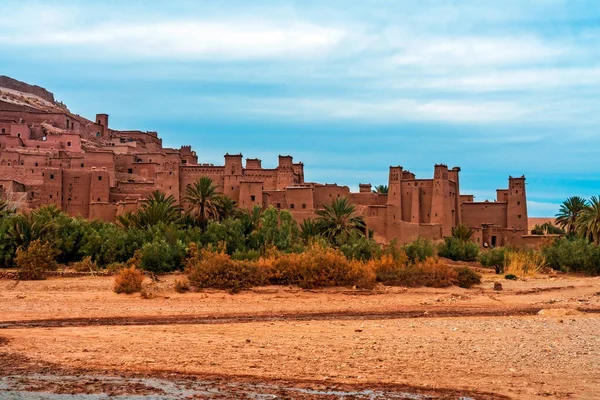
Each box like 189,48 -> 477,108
190,96 -> 524,124
391,36 -> 564,68
0,20 -> 346,60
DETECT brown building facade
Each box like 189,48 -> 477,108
0,77 -> 543,247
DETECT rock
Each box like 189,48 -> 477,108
494,282 -> 503,291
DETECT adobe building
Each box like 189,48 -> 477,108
0,76 -> 544,247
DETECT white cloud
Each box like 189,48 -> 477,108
192,95 -> 524,123
391,36 -> 563,68
0,19 -> 346,60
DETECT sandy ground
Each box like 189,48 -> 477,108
1,270 -> 599,399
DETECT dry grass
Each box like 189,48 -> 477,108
113,266 -> 144,294
504,251 -> 546,276
174,277 -> 191,293
72,256 -> 99,273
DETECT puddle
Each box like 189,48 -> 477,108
0,374 -> 476,399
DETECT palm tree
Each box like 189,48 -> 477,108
576,196 -> 600,244
183,177 -> 220,230
240,205 -> 263,236
119,191 -> 181,228
214,196 -> 238,221
451,223 -> 475,242
299,218 -> 318,243
0,199 -> 11,219
315,197 -> 365,242
7,212 -> 55,249
556,196 -> 588,236
373,185 -> 389,194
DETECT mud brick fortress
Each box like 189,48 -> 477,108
0,76 -> 543,246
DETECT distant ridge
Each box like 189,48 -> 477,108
0,76 -> 55,103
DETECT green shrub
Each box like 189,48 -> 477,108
542,238 -> 600,275
479,247 -> 508,274
15,240 -> 58,280
231,248 -> 261,261
140,239 -> 185,273
454,267 -> 482,288
437,237 -> 479,261
340,234 -> 382,261
403,237 -> 436,263
505,274 -> 518,280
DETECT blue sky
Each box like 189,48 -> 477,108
1,0 -> 599,216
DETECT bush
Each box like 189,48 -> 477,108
417,257 -> 458,288
505,274 -> 518,280
542,238 -> 600,275
454,267 -> 482,288
267,243 -> 374,289
479,247 -> 508,274
372,256 -> 457,288
370,254 -> 408,284
15,240 -> 58,280
231,248 -> 261,261
185,244 -> 266,293
174,277 -> 191,293
404,237 -> 436,263
72,256 -> 99,272
113,266 -> 144,294
438,237 -> 479,262
504,250 -> 545,276
340,234 -> 382,261
140,239 -> 185,273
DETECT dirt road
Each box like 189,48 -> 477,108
0,272 -> 599,399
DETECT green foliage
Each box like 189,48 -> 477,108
15,239 -> 58,280
118,191 -> 181,228
299,218 -> 318,243
479,247 -> 509,274
530,222 -> 564,235
576,195 -> 600,244
201,218 -> 247,254
541,237 -> 600,275
315,197 -> 365,243
437,236 -> 479,261
231,248 -> 261,261
256,207 -> 299,252
140,238 -> 185,273
183,176 -> 220,230
403,236 -> 435,263
505,274 -> 518,280
555,196 -> 588,237
451,224 -> 475,242
340,233 -> 382,261
373,185 -> 388,194
454,267 -> 482,288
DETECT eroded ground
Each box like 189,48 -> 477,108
1,270 -> 599,399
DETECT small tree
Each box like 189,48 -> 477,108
15,239 -> 58,280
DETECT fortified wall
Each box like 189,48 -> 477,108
0,77 -> 543,247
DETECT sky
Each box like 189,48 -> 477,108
1,0 -> 599,217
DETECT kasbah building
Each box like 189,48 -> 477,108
0,76 -> 545,247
